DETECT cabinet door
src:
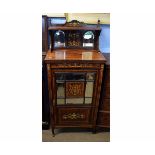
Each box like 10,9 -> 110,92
54,72 -> 97,105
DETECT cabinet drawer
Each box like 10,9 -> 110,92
97,112 -> 110,127
57,108 -> 91,125
99,98 -> 110,111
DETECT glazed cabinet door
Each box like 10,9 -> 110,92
52,70 -> 98,125
54,71 -> 96,106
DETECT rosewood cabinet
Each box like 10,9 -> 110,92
44,22 -> 106,136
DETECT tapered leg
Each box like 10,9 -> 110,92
51,119 -> 55,137
52,127 -> 55,137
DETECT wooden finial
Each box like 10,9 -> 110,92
97,19 -> 100,26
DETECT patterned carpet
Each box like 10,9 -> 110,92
42,128 -> 110,142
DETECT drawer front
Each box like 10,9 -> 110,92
97,112 -> 110,127
99,98 -> 110,111
57,108 -> 91,125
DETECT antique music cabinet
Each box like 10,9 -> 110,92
44,20 -> 106,136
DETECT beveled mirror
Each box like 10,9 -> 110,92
83,31 -> 94,47
54,30 -> 65,48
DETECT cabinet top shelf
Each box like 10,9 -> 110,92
48,25 -> 101,31
44,49 -> 106,63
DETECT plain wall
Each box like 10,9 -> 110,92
99,24 -> 110,53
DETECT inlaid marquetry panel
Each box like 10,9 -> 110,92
50,63 -> 101,69
66,82 -> 84,97
63,113 -> 84,120
67,32 -> 81,47
57,108 -> 90,124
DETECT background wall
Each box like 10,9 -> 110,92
43,13 -> 110,24
100,24 -> 110,53
66,13 -> 110,24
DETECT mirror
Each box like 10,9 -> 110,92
65,73 -> 85,81
83,31 -> 94,47
57,99 -> 65,105
86,73 -> 95,81
54,30 -> 65,48
57,82 -> 65,98
66,98 -> 84,104
85,82 -> 94,97
56,73 -> 65,81
85,98 -> 92,104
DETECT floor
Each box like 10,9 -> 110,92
42,128 -> 110,142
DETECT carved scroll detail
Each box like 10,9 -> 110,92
65,20 -> 85,27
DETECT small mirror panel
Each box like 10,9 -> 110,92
54,30 -> 65,48
83,31 -> 94,47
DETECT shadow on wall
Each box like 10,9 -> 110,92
99,24 -> 110,53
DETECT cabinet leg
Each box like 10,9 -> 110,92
52,128 -> 55,137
